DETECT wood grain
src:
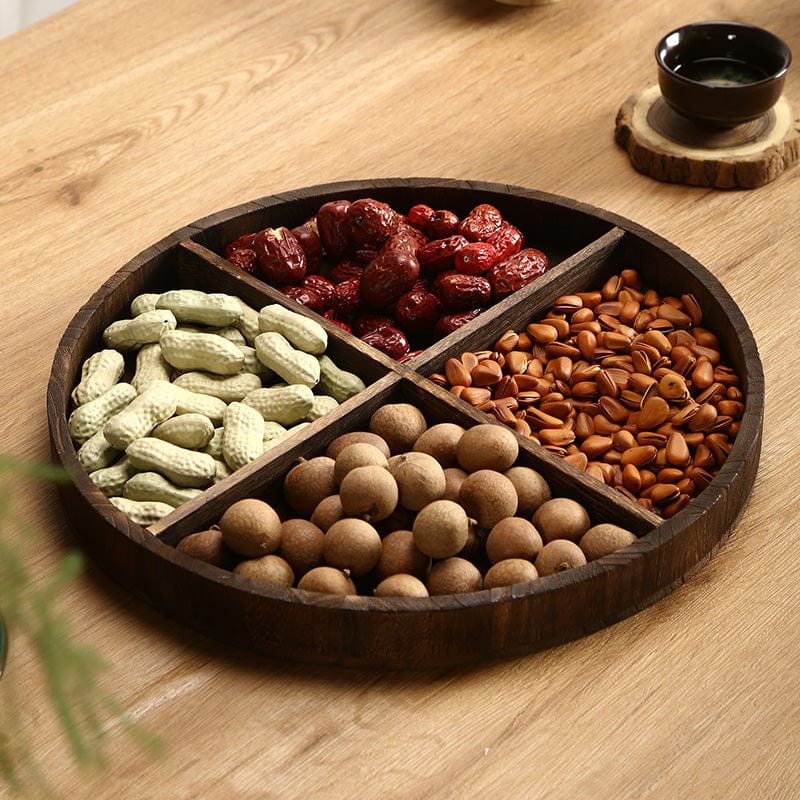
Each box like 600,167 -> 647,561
2,0 -> 799,797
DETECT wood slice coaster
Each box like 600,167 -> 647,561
615,85 -> 800,189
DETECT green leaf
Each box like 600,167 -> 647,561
0,455 -> 69,483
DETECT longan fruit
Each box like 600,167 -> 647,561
218,498 -> 282,558
297,566 -> 356,595
387,451 -> 446,511
456,424 -> 519,472
374,574 -> 429,598
483,558 -> 539,589
426,557 -> 483,596
323,518 -> 382,575
579,523 -> 637,561
412,499 -> 469,559
233,554 -> 294,587
310,494 -> 346,531
412,422 -> 466,468
442,467 -> 469,502
503,466 -> 552,516
176,527 -> 236,568
325,431 -> 391,460
279,518 -> 325,575
333,442 -> 389,486
375,529 -> 430,580
534,539 -> 587,576
369,403 -> 428,454
457,469 -> 518,531
339,464 -> 399,522
283,456 -> 337,516
485,517 -> 543,564
533,497 -> 591,543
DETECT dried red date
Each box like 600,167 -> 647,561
417,235 -> 468,274
487,223 -> 524,262
432,272 -> 492,310
394,287 -> 444,336
398,349 -> 424,363
454,242 -> 499,275
489,248 -> 550,299
426,209 -> 460,239
323,310 -> 353,333
291,219 -> 324,274
382,221 -> 428,255
281,286 -> 325,313
254,227 -> 307,284
406,204 -> 435,229
345,198 -> 399,247
359,250 -> 420,309
316,200 -> 351,259
225,232 -> 258,253
434,308 -> 483,336
459,204 -> 503,242
353,312 -> 396,337
361,325 -> 410,360
330,259 -> 364,283
300,274 -> 337,311
334,277 -> 362,316
226,248 -> 257,273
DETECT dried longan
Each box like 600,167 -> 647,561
413,422 -> 466,467
458,469 -> 518,531
533,497 -> 591,543
333,442 -> 389,486
283,456 -> 337,516
376,529 -> 431,580
534,539 -> 587,576
456,424 -> 519,472
279,518 -> 325,575
483,558 -> 539,589
485,517 -> 542,564
297,566 -> 356,595
412,499 -> 469,559
338,464 -> 399,522
503,465 -> 551,516
374,574 -> 429,598
579,523 -> 637,561
426,557 -> 482,595
233,554 -> 294,587
387,451 -> 446,511
218,498 -> 282,558
323,518 -> 382,575
369,403 -> 428,454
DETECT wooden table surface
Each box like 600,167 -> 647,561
2,1 -> 798,797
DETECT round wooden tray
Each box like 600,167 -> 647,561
47,178 -> 764,669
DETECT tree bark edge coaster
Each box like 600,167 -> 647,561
614,85 -> 800,190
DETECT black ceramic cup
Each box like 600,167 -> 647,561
656,21 -> 792,127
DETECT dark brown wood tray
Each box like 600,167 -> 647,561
47,178 -> 764,669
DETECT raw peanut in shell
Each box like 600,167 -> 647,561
369,403 -> 428,454
456,424 -> 519,472
333,442 -> 389,486
298,566 -> 357,595
218,498 -> 282,558
533,497 -> 592,543
326,431 -> 391,460
375,529 -> 431,580
323,518 -> 382,575
458,469 -> 518,531
283,456 -> 337,516
374,574 -> 429,598
484,558 -> 539,589
426,557 -> 483,596
387,451 -> 446,511
339,464 -> 399,522
279,518 -> 325,575
535,539 -> 588,576
413,499 -> 469,559
412,422 -> 466,468
485,517 -> 543,564
503,466 -> 552,516
579,523 -> 638,561
176,527 -> 236,569
233,554 -> 295,587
